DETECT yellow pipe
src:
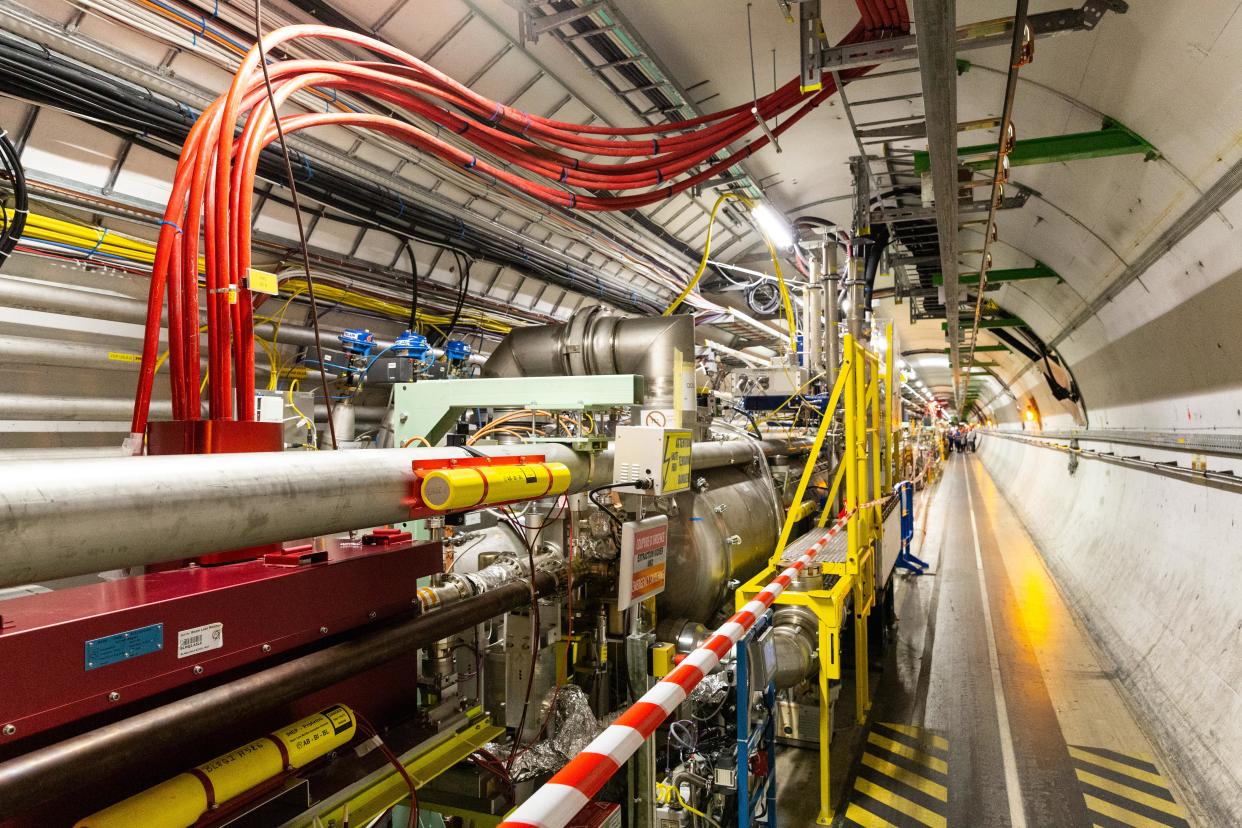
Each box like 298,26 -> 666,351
76,705 -> 357,828
420,462 -> 571,511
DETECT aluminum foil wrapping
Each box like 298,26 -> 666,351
687,671 -> 730,707
487,684 -> 602,781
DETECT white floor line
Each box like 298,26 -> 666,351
963,458 -> 1027,828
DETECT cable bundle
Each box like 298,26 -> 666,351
0,128 -> 27,271
129,3 -> 908,446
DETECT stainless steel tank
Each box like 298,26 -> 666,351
656,461 -> 782,623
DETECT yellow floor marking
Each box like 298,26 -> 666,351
853,778 -> 947,828
861,753 -> 948,802
845,802 -> 898,828
1075,769 -> 1186,818
1083,793 -> 1172,828
880,722 -> 949,752
867,733 -> 949,774
1068,747 -> 1167,789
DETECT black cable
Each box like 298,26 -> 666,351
403,238 -> 418,332
254,0 -> 338,449
440,251 -> 471,346
731,406 -> 764,440
0,128 -> 29,270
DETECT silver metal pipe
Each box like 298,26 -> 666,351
0,276 -> 485,364
0,393 -> 384,424
802,250 -> 825,383
824,244 -> 842,387
0,438 -> 796,588
483,308 -> 696,429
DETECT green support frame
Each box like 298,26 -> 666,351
391,375 -> 645,447
943,344 -> 1009,353
913,118 -> 1158,173
940,316 -> 1024,331
932,262 -> 1060,285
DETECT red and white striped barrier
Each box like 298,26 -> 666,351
497,511 -> 857,828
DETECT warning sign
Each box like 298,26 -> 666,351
618,515 -> 669,610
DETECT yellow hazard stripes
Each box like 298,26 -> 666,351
1070,745 -> 1189,828
845,722 -> 949,827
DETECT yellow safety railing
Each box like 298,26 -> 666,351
736,325 -> 899,825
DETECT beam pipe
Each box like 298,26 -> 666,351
0,439 -> 799,587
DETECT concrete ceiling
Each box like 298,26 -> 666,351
3,0 -> 1241,430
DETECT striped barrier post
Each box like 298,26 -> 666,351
497,509 -> 859,828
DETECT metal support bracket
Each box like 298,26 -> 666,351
816,2 -> 1128,72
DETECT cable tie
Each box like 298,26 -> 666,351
655,169 -> 663,184
652,138 -> 659,154
86,227 -> 107,258
568,193 -> 577,209
464,156 -> 477,170
160,219 -> 184,235
559,167 -> 569,183
211,0 -> 219,17
396,195 -> 406,219
300,153 -> 313,181
489,103 -> 503,123
455,120 -> 469,135
665,186 -> 675,200
521,114 -> 532,135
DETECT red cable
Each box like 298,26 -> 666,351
130,2 -> 910,443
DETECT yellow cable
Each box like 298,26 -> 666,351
661,195 -> 798,354
655,783 -> 723,828
286,379 -> 315,447
662,193 -> 748,316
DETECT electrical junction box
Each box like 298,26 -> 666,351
613,426 -> 692,495
746,626 -> 778,693
617,515 -> 669,611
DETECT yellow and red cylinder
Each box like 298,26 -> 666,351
75,705 -> 357,828
416,458 -> 571,512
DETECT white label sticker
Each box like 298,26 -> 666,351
177,622 -> 223,658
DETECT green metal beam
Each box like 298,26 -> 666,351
913,118 -> 1159,174
932,262 -> 1060,285
944,344 -> 1009,353
941,316 -> 1024,331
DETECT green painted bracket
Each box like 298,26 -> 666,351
914,117 -> 1159,173
392,374 -> 645,447
944,344 -> 1009,353
932,262 -> 1061,285
941,316 -> 1025,331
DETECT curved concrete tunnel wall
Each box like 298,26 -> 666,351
966,151 -> 1242,824
977,436 -> 1242,825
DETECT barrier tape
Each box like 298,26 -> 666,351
497,508 -> 857,828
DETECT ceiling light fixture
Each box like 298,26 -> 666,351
752,203 -> 794,250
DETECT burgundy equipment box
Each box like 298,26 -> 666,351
0,537 -> 441,743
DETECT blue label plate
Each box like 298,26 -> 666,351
85,623 -> 164,671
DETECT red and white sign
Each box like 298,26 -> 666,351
617,515 -> 668,610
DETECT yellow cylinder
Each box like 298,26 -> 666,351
420,462 -> 571,511
75,705 -> 357,828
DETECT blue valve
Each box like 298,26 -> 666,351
445,339 -> 472,363
339,328 -> 375,357
394,330 -> 430,362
